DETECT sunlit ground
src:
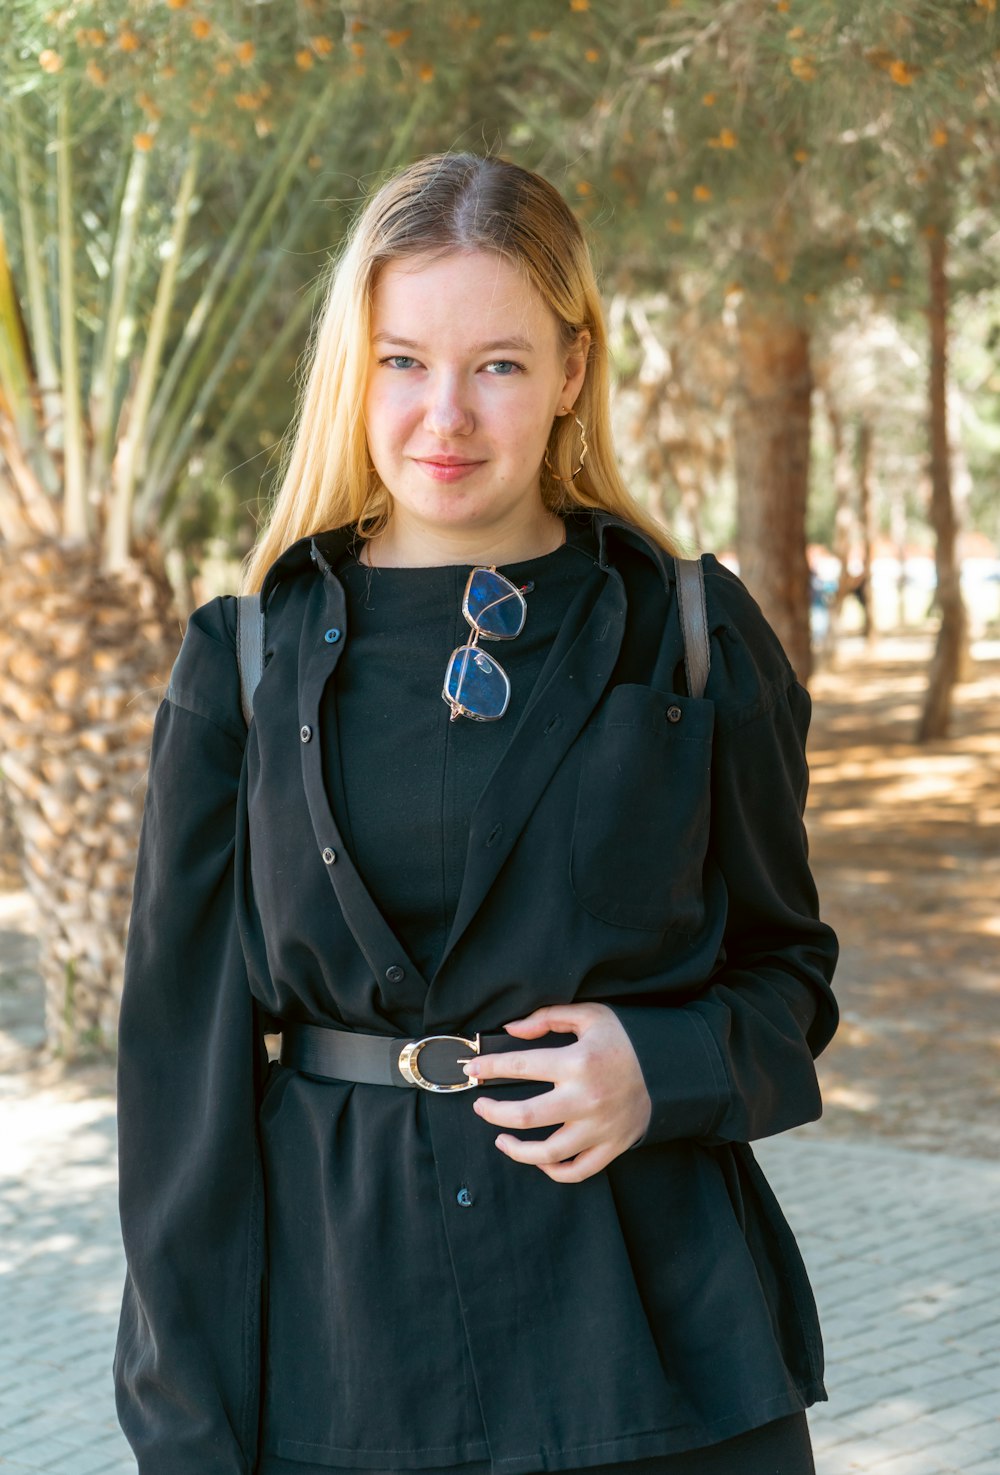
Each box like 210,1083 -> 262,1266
805,633 -> 1000,1157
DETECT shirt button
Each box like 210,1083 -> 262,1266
456,1187 -> 474,1208
324,628 -> 341,644
385,964 -> 405,984
666,705 -> 683,723
321,847 -> 337,865
300,725 -> 313,743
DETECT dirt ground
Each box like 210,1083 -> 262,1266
2,632 -> 998,1155
805,633 -> 1000,1159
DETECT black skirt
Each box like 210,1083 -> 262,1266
258,1410 -> 814,1475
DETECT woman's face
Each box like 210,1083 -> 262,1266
364,249 -> 588,547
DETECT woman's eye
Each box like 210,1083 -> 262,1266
380,355 -> 418,370
484,360 -> 523,376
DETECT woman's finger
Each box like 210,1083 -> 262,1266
493,1122 -> 591,1166
537,1144 -> 612,1184
464,1044 -> 581,1085
472,1089 -> 570,1133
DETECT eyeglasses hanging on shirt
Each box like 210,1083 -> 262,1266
442,568 -> 533,722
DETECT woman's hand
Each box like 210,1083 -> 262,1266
465,1003 -> 652,1183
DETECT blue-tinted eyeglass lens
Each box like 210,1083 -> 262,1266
444,645 -> 511,720
465,570 -> 525,639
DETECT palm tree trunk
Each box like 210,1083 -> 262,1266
0,540 -> 178,1054
732,299 -> 814,681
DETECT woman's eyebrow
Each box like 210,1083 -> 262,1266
372,331 -> 535,352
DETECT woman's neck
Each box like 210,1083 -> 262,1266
361,508 -> 566,569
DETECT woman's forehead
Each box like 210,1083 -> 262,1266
370,250 -> 558,348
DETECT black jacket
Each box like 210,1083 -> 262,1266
115,510 -> 838,1475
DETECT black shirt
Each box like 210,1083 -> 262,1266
114,510 -> 838,1475
331,525 -> 601,983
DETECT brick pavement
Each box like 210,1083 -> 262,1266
2,1074 -> 999,1475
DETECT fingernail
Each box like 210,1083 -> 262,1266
495,1136 -> 508,1150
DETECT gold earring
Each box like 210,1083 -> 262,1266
544,410 -> 589,483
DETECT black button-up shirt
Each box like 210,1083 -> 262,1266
115,510 -> 838,1474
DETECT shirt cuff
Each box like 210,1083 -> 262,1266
609,1003 -> 730,1149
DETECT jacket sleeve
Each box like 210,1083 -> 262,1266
611,566 -> 839,1149
114,597 -> 265,1474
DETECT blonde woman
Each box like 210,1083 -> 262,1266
115,153 -> 838,1475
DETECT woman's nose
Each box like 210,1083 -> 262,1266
424,374 -> 474,437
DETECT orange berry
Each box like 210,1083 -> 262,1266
386,29 -> 412,47
86,60 -> 107,85
133,132 -> 155,152
789,55 -> 816,80
215,58 -> 233,75
191,18 -> 212,40
571,0 -> 590,9
39,48 -> 63,72
296,49 -> 315,68
888,59 -> 915,85
418,62 -> 435,82
664,189 -> 679,203
931,126 -> 949,147
701,92 -> 716,105
575,181 -> 593,196
350,42 -> 365,57
794,148 -> 810,163
718,127 -> 737,148
585,48 -> 600,62
693,184 -> 712,201
119,29 -> 141,52
236,41 -> 256,63
235,92 -> 259,110
313,35 -> 334,54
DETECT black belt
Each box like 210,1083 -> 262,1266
279,1019 -> 525,1093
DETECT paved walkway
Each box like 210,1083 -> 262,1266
1,1075 -> 999,1474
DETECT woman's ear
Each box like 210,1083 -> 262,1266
561,329 -> 591,409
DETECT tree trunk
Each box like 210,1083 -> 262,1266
916,228 -> 967,743
856,420 -> 874,641
0,539 -> 178,1054
825,393 -> 854,650
732,302 -> 814,681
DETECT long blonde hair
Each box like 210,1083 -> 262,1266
242,152 -> 676,593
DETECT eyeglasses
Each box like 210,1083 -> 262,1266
442,567 -> 528,722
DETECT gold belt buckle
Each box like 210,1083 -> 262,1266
397,1033 -> 481,1092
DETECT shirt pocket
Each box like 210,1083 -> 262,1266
570,684 -> 714,933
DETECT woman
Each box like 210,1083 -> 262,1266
115,153 -> 838,1475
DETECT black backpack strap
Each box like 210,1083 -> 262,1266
236,593 -> 265,728
673,556 -> 710,700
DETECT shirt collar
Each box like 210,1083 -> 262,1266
257,509 -> 669,607
258,524 -> 358,606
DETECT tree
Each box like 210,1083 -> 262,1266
0,2 -> 426,1051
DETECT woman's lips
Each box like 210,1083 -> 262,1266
414,458 -> 484,483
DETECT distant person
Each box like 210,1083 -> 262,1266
114,153 -> 839,1475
